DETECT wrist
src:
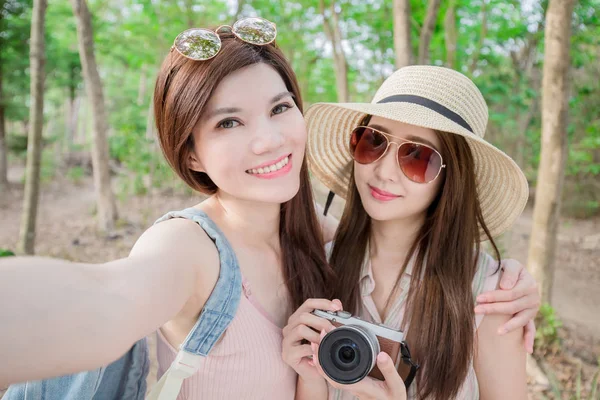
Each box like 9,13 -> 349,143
298,371 -> 326,385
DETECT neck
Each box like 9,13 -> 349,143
207,191 -> 281,247
369,213 -> 425,269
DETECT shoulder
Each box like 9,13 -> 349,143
129,210 -> 220,282
472,251 -> 502,298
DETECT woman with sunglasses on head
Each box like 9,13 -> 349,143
283,66 -> 533,400
1,21 -> 537,400
2,18 -> 336,400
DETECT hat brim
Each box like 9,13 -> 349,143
306,102 -> 529,239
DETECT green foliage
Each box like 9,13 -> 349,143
0,249 -> 16,257
535,303 -> 563,356
0,0 -> 597,203
542,361 -> 600,400
6,133 -> 28,154
66,165 -> 85,184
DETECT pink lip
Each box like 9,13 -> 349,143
369,185 -> 401,202
249,154 -> 291,170
248,156 -> 293,180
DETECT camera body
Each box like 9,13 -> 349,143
312,309 -> 407,384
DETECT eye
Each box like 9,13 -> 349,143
217,119 -> 241,129
272,102 -> 293,115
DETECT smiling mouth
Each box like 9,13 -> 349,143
246,154 -> 291,175
369,185 -> 402,201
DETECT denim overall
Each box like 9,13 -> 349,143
4,208 -> 242,400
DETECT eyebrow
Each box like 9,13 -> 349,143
270,91 -> 295,103
205,92 -> 295,121
205,107 -> 242,120
369,123 -> 439,150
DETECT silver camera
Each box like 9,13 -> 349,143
312,309 -> 418,387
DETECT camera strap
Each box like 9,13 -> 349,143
400,341 -> 419,389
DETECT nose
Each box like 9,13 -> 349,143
373,143 -> 401,182
250,119 -> 285,155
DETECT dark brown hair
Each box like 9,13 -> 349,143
153,31 -> 334,310
329,115 -> 501,399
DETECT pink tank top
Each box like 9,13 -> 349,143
156,277 -> 297,400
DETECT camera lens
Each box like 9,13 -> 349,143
331,339 -> 359,371
339,345 -> 355,363
318,325 -> 379,384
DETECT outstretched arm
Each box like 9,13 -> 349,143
0,217 -> 217,386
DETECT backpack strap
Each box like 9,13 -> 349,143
147,207 -> 242,400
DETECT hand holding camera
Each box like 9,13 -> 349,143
312,330 -> 408,400
310,309 -> 417,387
281,298 -> 343,383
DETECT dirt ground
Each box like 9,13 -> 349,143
0,171 -> 598,399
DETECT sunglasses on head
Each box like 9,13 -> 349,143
171,17 -> 277,61
349,126 -> 446,184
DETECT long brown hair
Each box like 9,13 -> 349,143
329,116 -> 501,399
153,31 -> 333,310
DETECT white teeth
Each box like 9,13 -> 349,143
247,156 -> 290,175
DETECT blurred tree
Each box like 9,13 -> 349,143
528,0 -> 577,304
393,0 -> 412,67
17,0 -> 46,254
71,0 -> 117,232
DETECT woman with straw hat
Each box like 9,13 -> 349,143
284,66 -> 532,399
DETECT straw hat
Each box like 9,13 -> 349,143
306,65 -> 528,239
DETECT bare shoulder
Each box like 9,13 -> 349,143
129,216 -> 220,287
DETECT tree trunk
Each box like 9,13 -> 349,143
468,0 -> 488,75
319,0 -> 349,102
393,0 -> 412,68
71,0 -> 117,232
234,0 -> 246,19
65,63 -> 79,153
0,65 -> 8,191
444,0 -> 457,69
0,0 -> 7,192
418,0 -> 441,65
527,0 -> 576,304
185,0 -> 194,28
137,64 -> 147,106
17,0 -> 47,255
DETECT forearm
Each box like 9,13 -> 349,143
0,254 -> 196,386
295,375 -> 328,400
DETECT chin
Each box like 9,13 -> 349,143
362,204 -> 397,221
253,179 -> 301,204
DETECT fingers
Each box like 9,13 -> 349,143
332,298 -> 343,310
285,312 -> 336,338
476,285 -> 536,304
283,324 -> 325,347
284,298 -> 341,337
290,344 -> 315,362
287,298 -> 342,325
499,259 -> 525,289
311,331 -> 328,377
523,320 -> 536,354
476,291 -> 541,316
376,352 -> 407,398
497,308 -> 537,335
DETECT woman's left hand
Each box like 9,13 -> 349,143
310,331 -> 407,400
474,258 -> 541,354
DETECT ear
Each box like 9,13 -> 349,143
187,151 -> 204,173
